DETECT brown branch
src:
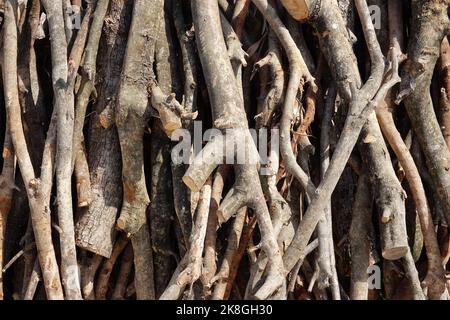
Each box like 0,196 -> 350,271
74,141 -> 91,208
188,0 -> 285,299
3,0 -> 63,300
396,0 -> 450,225
95,235 -> 129,299
0,127 -> 15,299
131,223 -> 155,299
282,0 -> 391,273
115,0 -> 162,236
211,208 -> 246,299
202,166 -> 229,296
74,0 -> 122,258
80,252 -> 103,300
111,244 -> 133,300
252,0 -> 315,200
178,178 -> 212,290
440,37 -> 450,148
349,174 -> 373,300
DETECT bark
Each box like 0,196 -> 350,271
1,0 -> 449,302
3,0 -> 63,300
131,223 -> 155,299
115,0 -> 161,236
349,174 -> 373,300
95,235 -> 129,299
111,244 -> 133,300
0,128 -> 15,299
202,166 -> 229,295
80,252 -> 103,300
151,9 -> 180,295
188,0 -> 286,299
440,37 -> 450,148
75,0 -> 128,258
398,0 -> 450,223
282,0 -> 398,273
41,0 -> 81,299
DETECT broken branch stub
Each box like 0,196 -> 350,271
149,82 -> 183,137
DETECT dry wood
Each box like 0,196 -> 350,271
1,0 -> 450,302
3,0 -> 63,300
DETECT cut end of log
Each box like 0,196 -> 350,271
163,121 -> 182,137
182,175 -> 201,192
116,217 -> 126,231
78,200 -> 89,208
280,0 -> 311,21
382,246 -> 409,260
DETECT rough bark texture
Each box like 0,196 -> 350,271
399,0 -> 450,223
1,0 -> 450,301
75,0 -> 130,258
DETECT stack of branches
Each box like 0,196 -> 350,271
0,0 -> 449,300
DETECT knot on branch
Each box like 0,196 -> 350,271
396,60 -> 425,104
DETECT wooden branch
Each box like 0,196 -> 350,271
402,249 -> 426,300
318,83 -> 340,299
115,0 -> 162,236
111,244 -> 133,300
202,166 -> 229,296
211,208 -> 246,299
3,0 -> 64,300
159,255 -> 188,300
282,0 -> 389,273
439,37 -> 450,148
183,135 -> 226,193
74,141 -> 91,208
177,178 -> 212,289
41,0 -> 82,299
173,0 -> 197,113
254,30 -> 285,129
80,252 -> 103,300
191,0 -> 286,299
252,0 -> 315,199
75,0 -> 123,258
95,235 -> 129,299
23,259 -> 41,300
349,174 -> 373,300
377,63 -> 445,301
0,127 -> 15,300
131,223 -> 155,299
397,0 -> 450,224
